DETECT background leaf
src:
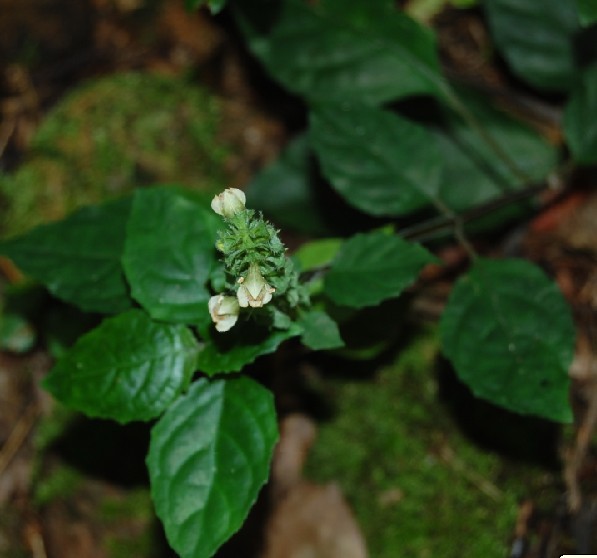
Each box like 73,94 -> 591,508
483,0 -> 579,92
246,134 -> 331,235
293,238 -> 343,271
44,309 -> 199,423
310,102 -> 443,216
440,258 -> 575,422
299,309 -> 344,350
185,0 -> 227,12
577,0 -> 597,25
0,197 -> 132,314
564,64 -> 597,164
123,187 -> 219,324
324,231 -> 437,308
436,88 -> 558,212
196,321 -> 302,375
147,376 -> 278,558
234,0 -> 447,104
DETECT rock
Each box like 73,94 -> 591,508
262,414 -> 368,558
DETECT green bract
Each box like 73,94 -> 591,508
208,189 -> 310,332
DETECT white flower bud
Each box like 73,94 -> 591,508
237,263 -> 275,308
211,188 -> 246,218
208,294 -> 240,332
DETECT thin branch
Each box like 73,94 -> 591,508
399,176 -> 566,243
0,401 -> 38,476
443,87 -> 532,186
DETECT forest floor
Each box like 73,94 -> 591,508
0,1 -> 596,557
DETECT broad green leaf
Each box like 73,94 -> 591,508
123,188 -> 219,324
440,258 -> 575,422
0,197 -> 132,314
310,102 -> 442,216
185,0 -> 227,12
196,321 -> 302,374
437,88 -> 558,212
234,0 -> 448,104
147,376 -> 278,558
484,0 -> 579,92
324,231 -> 437,308
577,0 -> 597,25
246,135 -> 331,235
299,309 -> 344,350
564,65 -> 597,164
43,309 -> 199,423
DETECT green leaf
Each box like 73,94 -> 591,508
43,309 -> 199,423
234,0 -> 447,104
310,102 -> 442,216
483,0 -> 579,92
324,231 -> 437,308
0,197 -> 132,314
577,0 -> 597,25
299,309 -> 344,350
246,134 -> 331,235
147,376 -> 278,558
196,321 -> 302,375
185,0 -> 227,12
440,258 -> 575,422
564,65 -> 597,164
293,238 -> 343,271
436,88 -> 558,212
123,188 -> 219,324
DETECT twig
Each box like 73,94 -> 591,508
430,197 -> 478,260
439,445 -> 503,501
25,521 -> 48,558
0,401 -> 39,477
399,172 -> 570,244
443,87 -> 531,187
564,317 -> 597,513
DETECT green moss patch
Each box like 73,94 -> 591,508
305,328 -> 558,558
0,72 -> 230,237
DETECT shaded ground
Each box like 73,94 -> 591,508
0,1 -> 596,557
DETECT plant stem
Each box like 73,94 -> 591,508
443,87 -> 532,187
430,197 -> 478,260
399,164 -> 571,243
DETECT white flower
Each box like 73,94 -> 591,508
208,294 -> 240,332
237,263 -> 275,308
211,188 -> 246,218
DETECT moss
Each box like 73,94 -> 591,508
33,403 -> 77,453
0,72 -> 231,237
99,489 -> 152,523
305,327 -> 558,558
34,463 -> 84,506
99,489 -> 156,558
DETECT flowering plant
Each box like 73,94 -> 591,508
208,188 -> 308,331
0,0 -> 589,555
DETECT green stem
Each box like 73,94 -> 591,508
430,198 -> 478,260
399,163 -> 572,243
443,87 -> 531,187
